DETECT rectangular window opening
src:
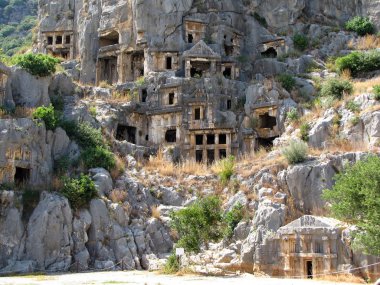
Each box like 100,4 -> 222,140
195,135 -> 203,145
194,108 -> 201,120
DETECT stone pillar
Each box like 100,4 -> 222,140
95,60 -> 101,86
211,60 -> 216,75
185,60 -> 191,78
226,133 -> 231,156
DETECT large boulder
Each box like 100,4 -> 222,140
25,192 -> 73,271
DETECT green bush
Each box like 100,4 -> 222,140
286,108 -> 299,121
163,253 -> 180,274
320,78 -> 353,99
170,196 -> 224,252
322,156 -> 380,255
32,104 -> 57,130
217,156 -> 235,184
282,140 -> 308,165
224,203 -> 244,239
61,175 -> 97,209
12,53 -> 60,77
345,16 -> 375,36
335,50 -> 380,76
300,123 -> 310,142
81,146 -> 116,171
373,85 -> 380,100
292,34 -> 308,51
61,121 -> 105,149
278,74 -> 296,92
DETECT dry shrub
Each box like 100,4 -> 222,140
109,189 -> 128,203
51,176 -> 63,191
341,69 -> 352,80
110,154 -> 126,180
15,107 -> 34,118
354,75 -> 380,95
356,34 -> 380,50
98,80 -> 112,88
316,274 -> 365,284
151,205 -> 161,220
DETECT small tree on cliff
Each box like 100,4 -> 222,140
323,155 -> 380,255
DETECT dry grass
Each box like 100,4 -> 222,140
151,205 -> 161,220
361,104 -> 380,115
144,149 -> 210,178
238,150 -> 288,178
353,76 -> 380,95
98,80 -> 113,88
316,274 -> 365,284
109,189 -> 128,204
106,90 -> 138,103
0,107 -> 34,119
309,138 -> 369,156
354,34 -> 380,50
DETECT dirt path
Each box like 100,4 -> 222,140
0,271 -> 363,285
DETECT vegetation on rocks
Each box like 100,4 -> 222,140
320,78 -> 353,99
323,156 -> 380,255
224,203 -> 245,239
282,140 -> 308,164
32,104 -> 58,130
292,34 -> 308,51
335,50 -> 380,76
278,74 -> 296,92
373,85 -> 380,100
345,16 -> 375,36
216,156 -> 235,185
61,174 -> 97,209
81,146 -> 116,171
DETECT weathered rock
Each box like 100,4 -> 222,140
89,168 -> 113,196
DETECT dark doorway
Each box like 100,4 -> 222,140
196,150 -> 203,163
116,125 -> 137,144
56,35 -> 62,44
227,100 -> 232,110
219,149 -> 227,159
207,134 -> 215,145
256,137 -> 278,151
219,134 -> 227,145
261,47 -> 277,58
207,150 -> 215,164
306,261 -> 313,279
169,93 -> 175,105
188,34 -> 194,43
165,130 -> 177,143
14,167 -> 30,185
194,108 -> 201,120
47,36 -> 53,45
166,57 -> 172,70
196,135 -> 203,145
223,67 -> 232,79
259,113 -> 277,129
65,35 -> 71,44
142,89 -> 148,103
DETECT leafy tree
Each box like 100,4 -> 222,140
12,53 -> 60,77
323,156 -> 380,255
170,196 -> 225,252
61,174 -> 97,209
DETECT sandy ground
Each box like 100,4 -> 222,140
0,271 -> 364,285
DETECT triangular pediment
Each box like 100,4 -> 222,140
280,215 -> 343,229
183,40 -> 221,59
